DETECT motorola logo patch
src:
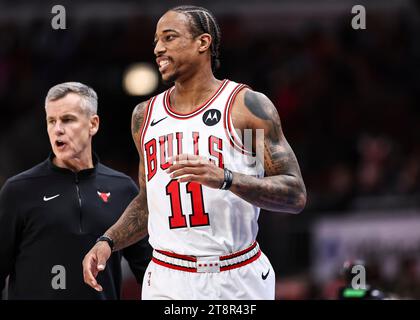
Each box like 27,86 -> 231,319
203,109 -> 221,126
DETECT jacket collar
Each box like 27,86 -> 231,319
47,152 -> 99,178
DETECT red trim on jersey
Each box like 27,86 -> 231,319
163,79 -> 229,119
155,249 -> 197,262
223,84 -> 254,156
140,96 -> 157,148
220,241 -> 257,260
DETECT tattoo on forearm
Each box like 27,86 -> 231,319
107,194 -> 148,251
232,170 -> 305,213
232,90 -> 306,213
105,100 -> 150,250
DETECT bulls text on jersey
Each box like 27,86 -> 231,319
144,132 -> 224,182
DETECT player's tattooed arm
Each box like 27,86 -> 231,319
131,101 -> 148,140
229,90 -> 306,213
105,101 -> 150,250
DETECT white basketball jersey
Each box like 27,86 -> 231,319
140,79 -> 264,256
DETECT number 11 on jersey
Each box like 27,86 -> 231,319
166,180 -> 210,229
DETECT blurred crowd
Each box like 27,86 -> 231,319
1,2 -> 420,299
259,11 -> 420,213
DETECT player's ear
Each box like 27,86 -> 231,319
197,33 -> 212,53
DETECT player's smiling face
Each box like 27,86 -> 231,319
45,93 -> 99,169
154,11 -> 201,83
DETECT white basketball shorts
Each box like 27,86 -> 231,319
141,242 -> 275,300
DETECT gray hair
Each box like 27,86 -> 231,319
45,82 -> 98,115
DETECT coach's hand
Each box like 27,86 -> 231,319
82,241 -> 112,292
167,154 -> 225,189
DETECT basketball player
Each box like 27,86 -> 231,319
83,5 -> 306,299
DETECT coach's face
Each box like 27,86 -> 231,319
46,93 -> 99,170
154,11 -> 204,83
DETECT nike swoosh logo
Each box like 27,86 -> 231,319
262,269 -> 270,280
43,194 -> 60,201
150,116 -> 167,126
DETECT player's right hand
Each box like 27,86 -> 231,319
82,241 -> 112,292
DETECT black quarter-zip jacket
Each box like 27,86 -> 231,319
0,154 -> 151,300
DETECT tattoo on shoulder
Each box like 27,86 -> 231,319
244,90 -> 281,141
244,90 -> 275,121
132,101 -> 148,136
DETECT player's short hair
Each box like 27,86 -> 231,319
169,5 -> 221,72
45,82 -> 98,115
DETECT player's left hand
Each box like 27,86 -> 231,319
167,154 -> 225,189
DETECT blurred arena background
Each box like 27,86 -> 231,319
1,0 -> 420,299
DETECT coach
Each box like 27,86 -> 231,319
0,82 -> 151,299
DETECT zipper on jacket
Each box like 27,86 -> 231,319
75,174 -> 83,233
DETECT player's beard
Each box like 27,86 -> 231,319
161,63 -> 181,85
162,71 -> 178,86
